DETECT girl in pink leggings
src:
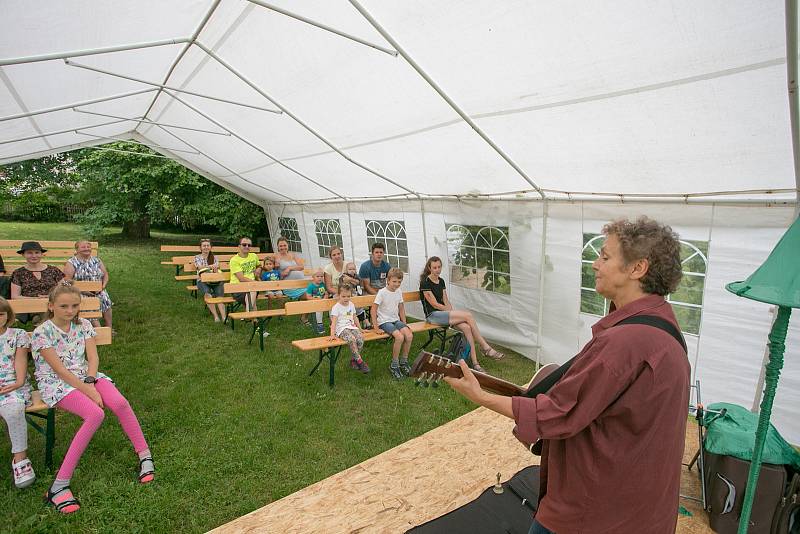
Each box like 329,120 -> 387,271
32,282 -> 153,514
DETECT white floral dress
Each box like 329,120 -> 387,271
31,319 -> 110,407
68,255 -> 113,312
0,328 -> 31,407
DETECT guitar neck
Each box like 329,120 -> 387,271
473,369 -> 527,397
410,351 -> 526,396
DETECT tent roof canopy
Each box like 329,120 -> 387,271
1,0 -> 798,204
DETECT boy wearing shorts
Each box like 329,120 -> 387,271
371,268 -> 413,379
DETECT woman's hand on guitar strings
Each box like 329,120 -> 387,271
444,360 -> 484,404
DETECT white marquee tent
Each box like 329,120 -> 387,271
2,1 -> 799,441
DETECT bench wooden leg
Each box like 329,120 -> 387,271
328,347 -> 341,388
420,328 -> 449,355
25,409 -> 56,470
309,349 -> 327,377
45,408 -> 55,470
257,317 -> 273,352
309,346 -> 342,387
247,321 -> 258,345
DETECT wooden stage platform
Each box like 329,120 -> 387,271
211,407 -> 712,533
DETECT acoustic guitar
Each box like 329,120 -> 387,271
409,350 -> 565,454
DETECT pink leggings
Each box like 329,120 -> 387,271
55,378 -> 148,480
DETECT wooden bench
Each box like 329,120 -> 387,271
9,296 -> 103,321
24,326 -> 112,469
1,240 -> 99,268
289,292 -> 449,387
163,250 -> 266,276
161,245 -> 259,253
221,279 -> 311,348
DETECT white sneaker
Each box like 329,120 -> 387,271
262,331 -> 270,337
12,458 -> 35,489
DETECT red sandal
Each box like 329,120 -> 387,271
45,486 -> 81,514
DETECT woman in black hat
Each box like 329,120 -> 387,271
10,242 -> 64,323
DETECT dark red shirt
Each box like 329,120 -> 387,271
512,295 -> 690,533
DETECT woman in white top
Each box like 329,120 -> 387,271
323,246 -> 345,297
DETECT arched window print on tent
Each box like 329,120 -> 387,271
365,220 -> 408,273
446,224 -> 511,295
314,219 -> 343,258
580,233 -> 708,335
278,217 -> 302,253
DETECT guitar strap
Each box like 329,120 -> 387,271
524,314 -> 687,399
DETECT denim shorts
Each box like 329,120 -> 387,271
197,280 -> 224,297
379,320 -> 408,334
426,311 -> 450,326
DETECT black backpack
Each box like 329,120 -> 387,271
444,332 -> 472,367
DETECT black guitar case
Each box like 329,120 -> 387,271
405,465 -> 540,534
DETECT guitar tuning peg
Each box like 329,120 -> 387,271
444,361 -> 452,368
431,373 -> 444,388
415,371 -> 427,386
427,355 -> 435,364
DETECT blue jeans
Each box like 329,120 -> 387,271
528,519 -> 555,534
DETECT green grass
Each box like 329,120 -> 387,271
1,222 -> 538,533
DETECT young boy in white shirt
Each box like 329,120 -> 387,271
371,268 -> 413,379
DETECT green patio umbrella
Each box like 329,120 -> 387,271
725,215 -> 800,534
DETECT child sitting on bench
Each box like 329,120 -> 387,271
329,284 -> 370,374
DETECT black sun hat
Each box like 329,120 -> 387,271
17,241 -> 47,254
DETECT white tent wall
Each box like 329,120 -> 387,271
270,199 -> 800,443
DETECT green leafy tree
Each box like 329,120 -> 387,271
0,152 -> 80,195
74,142 -> 267,240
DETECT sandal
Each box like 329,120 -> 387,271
45,486 -> 81,514
138,457 -> 155,484
483,347 -> 505,360
473,365 -> 486,374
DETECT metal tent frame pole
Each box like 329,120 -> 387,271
82,146 -> 172,158
0,117 -> 135,146
192,41 -> 420,198
245,0 -> 397,57
0,88 -> 158,123
64,60 -> 282,114
0,38 -> 191,66
137,0 -> 222,124
162,90 -> 347,201
151,125 -> 297,203
72,108 -> 230,136
786,0 -> 800,216
349,0 -> 546,201
73,131 -> 201,155
536,200 -> 549,368
133,131 -> 271,208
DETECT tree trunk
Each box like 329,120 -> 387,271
122,216 -> 151,238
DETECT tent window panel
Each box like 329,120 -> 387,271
581,288 -> 608,316
446,223 -> 511,295
580,232 -> 709,337
366,219 -> 409,273
314,219 -> 343,258
278,217 -> 302,253
671,304 -> 702,336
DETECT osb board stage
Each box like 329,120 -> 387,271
211,408 -> 711,533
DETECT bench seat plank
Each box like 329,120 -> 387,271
228,309 -> 286,320
160,245 -> 259,253
292,321 -> 442,352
